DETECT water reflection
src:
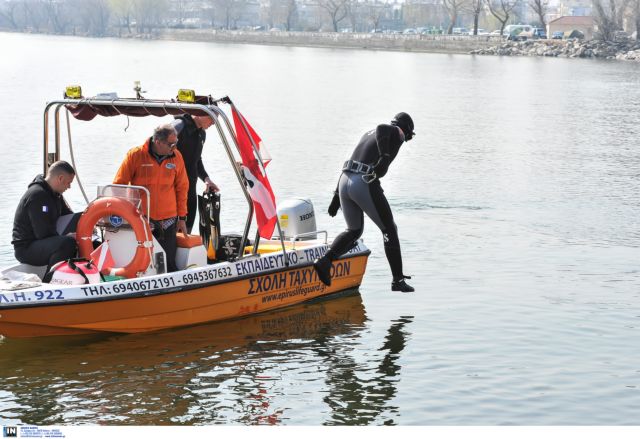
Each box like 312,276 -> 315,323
0,293 -> 416,425
318,316 -> 413,426
0,292 -> 409,425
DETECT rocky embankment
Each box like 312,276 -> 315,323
471,39 -> 640,61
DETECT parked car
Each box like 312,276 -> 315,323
518,27 -> 547,40
468,28 -> 488,36
551,31 -> 564,39
452,27 -> 469,35
504,24 -> 533,40
403,28 -> 418,35
489,30 -> 505,37
614,30 -> 630,41
532,28 -> 547,39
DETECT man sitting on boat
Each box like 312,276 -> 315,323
113,124 -> 189,272
11,160 -> 77,272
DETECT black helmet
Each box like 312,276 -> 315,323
391,112 -> 415,141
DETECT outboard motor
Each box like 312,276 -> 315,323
276,198 -> 317,240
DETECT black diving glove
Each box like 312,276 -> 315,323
328,191 -> 341,217
373,154 -> 391,179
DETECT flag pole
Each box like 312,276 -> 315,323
229,101 -> 289,266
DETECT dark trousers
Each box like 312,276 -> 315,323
14,235 -> 77,272
186,180 -> 198,234
152,221 -> 178,273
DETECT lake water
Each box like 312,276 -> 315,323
0,32 -> 639,426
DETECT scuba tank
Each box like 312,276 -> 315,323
43,258 -> 101,285
198,191 -> 221,262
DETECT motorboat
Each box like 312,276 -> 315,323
0,86 -> 370,337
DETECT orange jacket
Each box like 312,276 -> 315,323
113,138 -> 189,221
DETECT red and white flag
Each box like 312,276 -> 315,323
232,108 -> 277,239
233,108 -> 271,167
90,241 -> 115,275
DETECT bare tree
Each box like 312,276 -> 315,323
486,0 -> 517,35
0,0 -> 23,30
215,0 -> 232,29
366,1 -> 385,32
109,0 -> 134,35
23,0 -> 48,32
528,0 -> 548,29
132,0 -> 168,33
214,0 -> 247,30
443,0 -> 469,34
174,0 -> 188,25
345,0 -> 359,32
634,0 -> 640,40
202,0 -> 216,27
86,0 -> 111,36
592,0 -> 632,41
468,0 -> 484,35
284,0 -> 298,31
317,0 -> 348,32
263,0 -> 290,29
44,0 -> 73,34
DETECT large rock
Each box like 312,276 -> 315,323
469,38 -> 640,61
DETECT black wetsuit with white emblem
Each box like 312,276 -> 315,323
326,124 -> 406,279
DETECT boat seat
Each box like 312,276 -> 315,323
175,233 -> 206,270
5,263 -> 48,281
176,233 -> 203,248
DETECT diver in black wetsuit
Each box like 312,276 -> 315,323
172,114 -> 220,233
313,112 -> 415,293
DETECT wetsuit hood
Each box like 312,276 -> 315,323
391,112 -> 415,141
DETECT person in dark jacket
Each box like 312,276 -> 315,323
313,112 -> 416,293
12,160 -> 77,271
172,114 -> 220,233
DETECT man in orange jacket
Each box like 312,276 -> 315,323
114,124 -> 189,272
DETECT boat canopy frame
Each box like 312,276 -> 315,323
42,95 -> 286,262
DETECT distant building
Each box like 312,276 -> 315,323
548,15 -> 595,39
556,0 -> 592,18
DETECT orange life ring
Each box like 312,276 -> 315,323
76,197 -> 153,279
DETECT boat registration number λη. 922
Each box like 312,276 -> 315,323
182,266 -> 233,284
0,289 -> 64,304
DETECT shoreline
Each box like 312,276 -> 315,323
3,28 -> 639,60
1,28 -> 499,54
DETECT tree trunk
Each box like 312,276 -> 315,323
636,0 -> 640,41
447,12 -> 457,34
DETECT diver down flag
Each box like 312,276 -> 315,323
232,107 -> 277,239
90,241 -> 115,274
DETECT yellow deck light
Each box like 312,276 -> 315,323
177,89 -> 196,103
64,85 -> 83,99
